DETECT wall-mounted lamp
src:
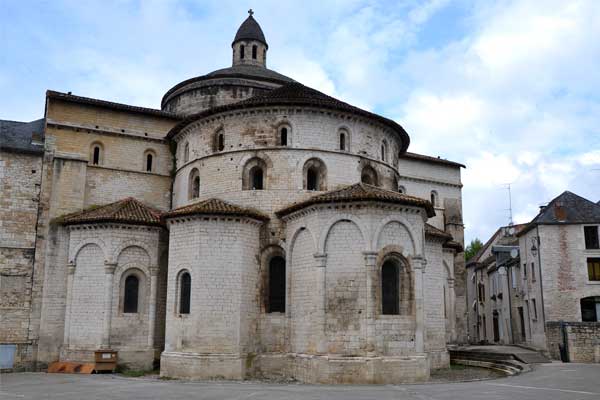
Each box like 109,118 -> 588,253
530,237 -> 538,257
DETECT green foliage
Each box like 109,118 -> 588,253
465,238 -> 484,262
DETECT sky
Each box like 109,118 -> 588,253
1,0 -> 599,244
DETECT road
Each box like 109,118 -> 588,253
1,363 -> 599,400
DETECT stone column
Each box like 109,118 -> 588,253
413,256 -> 426,353
63,262 -> 76,348
363,251 -> 378,356
101,262 -> 117,349
147,265 -> 159,348
314,253 -> 327,354
448,278 -> 456,342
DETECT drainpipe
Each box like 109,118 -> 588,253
535,226 -> 547,332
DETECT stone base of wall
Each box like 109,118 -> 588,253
160,352 -> 245,380
253,353 -> 430,384
160,351 -> 435,383
427,349 -> 450,370
546,321 -> 600,363
61,346 -> 156,370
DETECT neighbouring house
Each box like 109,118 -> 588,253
467,191 -> 600,363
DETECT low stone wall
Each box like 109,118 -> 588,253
546,321 -> 600,363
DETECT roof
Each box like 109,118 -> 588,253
466,223 -> 527,266
401,152 -> 465,168
161,65 -> 294,106
167,82 -> 410,151
46,91 -> 180,119
425,223 -> 453,240
0,119 -> 45,154
59,198 -> 163,227
276,183 -> 435,218
163,198 -> 269,221
518,191 -> 600,236
233,14 -> 268,47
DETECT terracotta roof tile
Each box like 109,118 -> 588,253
60,198 -> 163,226
163,198 -> 269,221
276,183 -> 435,218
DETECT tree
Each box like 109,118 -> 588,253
465,238 -> 484,262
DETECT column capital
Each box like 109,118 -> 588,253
362,251 -> 378,266
67,262 -> 76,275
104,262 -> 117,274
313,253 -> 327,268
149,265 -> 160,276
412,256 -> 427,271
447,278 -> 455,288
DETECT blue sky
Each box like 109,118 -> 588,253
2,0 -> 599,243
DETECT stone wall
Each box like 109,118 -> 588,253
0,150 -> 43,370
546,321 -> 600,363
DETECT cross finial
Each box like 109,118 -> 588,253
248,9 -> 254,16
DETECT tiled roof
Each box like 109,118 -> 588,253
467,223 -> 528,265
518,191 -> 600,236
167,82 -> 410,151
276,183 -> 435,218
233,15 -> 267,47
402,152 -> 465,168
0,119 -> 45,154
46,91 -> 180,119
425,223 -> 453,240
59,198 -> 163,226
163,198 -> 269,221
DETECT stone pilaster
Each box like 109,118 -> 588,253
147,265 -> 159,348
314,253 -> 327,354
363,251 -> 378,356
101,262 -> 117,349
62,262 -> 76,348
413,256 -> 427,353
448,278 -> 456,342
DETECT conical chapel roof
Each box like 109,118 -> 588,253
233,12 -> 268,47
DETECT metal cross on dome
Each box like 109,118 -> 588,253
248,9 -> 254,16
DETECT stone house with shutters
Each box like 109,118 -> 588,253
0,12 -> 466,381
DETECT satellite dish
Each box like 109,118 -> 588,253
510,248 -> 519,259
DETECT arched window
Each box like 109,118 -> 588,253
340,132 -> 346,151
361,166 -> 378,186
90,142 -> 103,165
189,168 -> 200,200
382,260 -> 399,315
250,166 -> 264,190
240,44 -> 245,59
123,275 -> 139,313
179,272 -> 191,315
430,190 -> 439,207
381,140 -> 388,162
146,153 -> 153,172
303,158 -> 327,191
268,256 -> 286,313
280,127 -> 288,146
183,142 -> 189,163
398,185 -> 406,194
217,132 -> 224,151
242,157 -> 268,190
581,296 -> 600,321
252,45 -> 257,59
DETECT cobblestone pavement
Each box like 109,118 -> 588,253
1,363 -> 599,400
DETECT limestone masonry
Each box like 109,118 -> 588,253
0,12 -> 465,382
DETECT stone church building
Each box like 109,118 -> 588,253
0,13 -> 466,383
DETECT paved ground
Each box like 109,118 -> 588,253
1,363 -> 599,400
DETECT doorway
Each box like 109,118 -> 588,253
518,307 -> 526,342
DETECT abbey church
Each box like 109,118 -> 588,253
0,12 -> 466,383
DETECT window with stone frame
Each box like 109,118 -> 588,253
240,44 -> 245,59
268,256 -> 285,313
179,271 -> 191,315
188,168 -> 200,199
531,262 -> 536,282
382,260 -> 399,315
183,142 -> 190,163
144,149 -> 156,172
242,157 -> 268,190
123,275 -> 139,313
279,126 -> 288,146
588,258 -> 600,281
252,45 -> 257,59
90,142 -> 104,165
581,296 -> 600,322
250,166 -> 264,190
584,226 -> 599,249
303,158 -> 327,191
217,131 -> 225,151
360,165 -> 378,186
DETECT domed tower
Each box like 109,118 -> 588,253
161,10 -> 292,115
232,9 -> 268,67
